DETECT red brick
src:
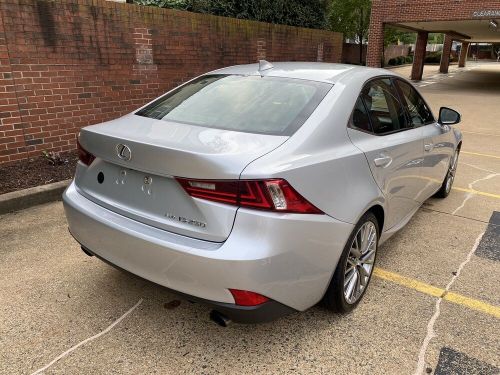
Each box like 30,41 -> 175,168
0,0 -> 342,164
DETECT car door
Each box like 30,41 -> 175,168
347,78 -> 426,230
394,79 -> 453,200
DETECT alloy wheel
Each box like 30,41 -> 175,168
344,221 -> 377,304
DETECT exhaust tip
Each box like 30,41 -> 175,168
210,310 -> 231,327
80,246 -> 94,257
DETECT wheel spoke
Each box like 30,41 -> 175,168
344,268 -> 355,288
350,235 -> 362,258
347,258 -> 356,268
365,227 -> 376,254
346,270 -> 358,301
345,264 -> 355,277
358,266 -> 368,286
354,269 -> 362,296
362,225 -> 370,252
361,249 -> 375,264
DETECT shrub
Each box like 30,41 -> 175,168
396,56 -> 405,65
405,55 -> 413,63
42,150 -> 67,166
425,52 -> 442,64
388,58 -> 397,66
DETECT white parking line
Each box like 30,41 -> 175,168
452,172 -> 500,215
413,233 -> 484,375
30,299 -> 143,375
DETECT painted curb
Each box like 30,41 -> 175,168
0,179 -> 71,215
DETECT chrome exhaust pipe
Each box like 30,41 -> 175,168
210,310 -> 231,327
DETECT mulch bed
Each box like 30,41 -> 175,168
0,151 -> 78,195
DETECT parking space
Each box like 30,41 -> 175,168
1,63 -> 499,374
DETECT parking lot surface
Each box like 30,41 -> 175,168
1,62 -> 499,375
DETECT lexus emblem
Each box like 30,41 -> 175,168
116,144 -> 132,161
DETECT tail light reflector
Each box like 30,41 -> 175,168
229,289 -> 269,306
176,178 -> 322,214
77,137 -> 95,166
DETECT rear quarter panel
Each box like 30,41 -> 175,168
241,79 -> 385,226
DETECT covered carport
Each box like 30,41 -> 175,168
367,1 -> 500,80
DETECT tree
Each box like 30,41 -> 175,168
133,0 -> 328,29
384,28 -> 416,46
327,0 -> 371,64
428,33 -> 444,44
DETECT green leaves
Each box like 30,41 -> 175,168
327,0 -> 371,42
133,0 -> 328,29
384,28 -> 417,47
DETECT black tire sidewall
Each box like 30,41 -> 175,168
436,148 -> 460,198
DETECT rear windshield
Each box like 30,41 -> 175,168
136,75 -> 332,136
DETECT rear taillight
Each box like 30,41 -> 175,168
229,289 -> 269,306
176,178 -> 323,214
76,137 -> 95,166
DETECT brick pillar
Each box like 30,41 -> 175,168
133,27 -> 154,65
411,32 -> 428,81
459,42 -> 469,68
366,20 -> 383,67
132,27 -> 158,81
439,34 -> 453,73
317,42 -> 324,62
0,14 -> 28,163
257,38 -> 266,61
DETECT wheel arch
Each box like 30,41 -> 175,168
367,204 -> 385,235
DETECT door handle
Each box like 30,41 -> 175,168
374,155 -> 392,168
424,143 -> 434,152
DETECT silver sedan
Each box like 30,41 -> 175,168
63,62 -> 462,325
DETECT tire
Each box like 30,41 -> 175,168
322,212 -> 379,313
435,147 -> 460,198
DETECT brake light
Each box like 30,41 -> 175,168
76,137 -> 95,166
229,289 -> 269,306
176,178 -> 323,214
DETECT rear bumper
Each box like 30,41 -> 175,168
63,181 -> 353,315
80,244 -> 294,323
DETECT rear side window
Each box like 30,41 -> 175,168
350,97 -> 372,132
136,75 -> 332,136
360,78 -> 408,135
395,79 -> 434,126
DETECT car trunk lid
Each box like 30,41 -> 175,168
75,114 -> 288,242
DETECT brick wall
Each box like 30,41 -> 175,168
342,43 -> 411,65
367,0 -> 500,67
0,0 -> 343,164
341,43 -> 366,65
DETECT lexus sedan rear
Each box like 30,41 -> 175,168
63,62 -> 462,324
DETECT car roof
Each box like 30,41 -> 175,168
208,62 -> 395,84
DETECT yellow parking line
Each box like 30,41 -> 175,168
373,268 -> 500,319
452,187 -> 500,200
373,268 -> 443,298
461,151 -> 500,159
445,292 -> 500,318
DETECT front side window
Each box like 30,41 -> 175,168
395,79 -> 434,126
360,78 -> 408,135
136,75 -> 332,136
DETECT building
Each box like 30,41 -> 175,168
367,1 -> 500,80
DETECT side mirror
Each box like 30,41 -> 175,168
438,107 -> 461,125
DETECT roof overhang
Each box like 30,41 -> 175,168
387,19 -> 500,43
